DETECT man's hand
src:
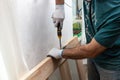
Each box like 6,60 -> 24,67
52,5 -> 65,29
47,48 -> 63,59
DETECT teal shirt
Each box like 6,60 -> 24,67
83,0 -> 120,70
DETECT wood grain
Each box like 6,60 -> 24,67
76,60 -> 86,80
59,36 -> 79,80
20,37 -> 79,80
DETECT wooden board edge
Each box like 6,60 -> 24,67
20,36 -> 79,80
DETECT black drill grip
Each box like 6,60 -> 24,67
57,22 -> 62,38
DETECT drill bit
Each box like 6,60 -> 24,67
57,23 -> 62,49
59,36 -> 62,49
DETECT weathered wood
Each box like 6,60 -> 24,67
20,36 -> 79,80
76,60 -> 86,80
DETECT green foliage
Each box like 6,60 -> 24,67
73,21 -> 82,38
73,22 -> 81,30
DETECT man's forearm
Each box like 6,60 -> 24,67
62,38 -> 106,59
56,0 -> 64,5
62,45 -> 92,59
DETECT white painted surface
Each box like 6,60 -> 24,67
14,0 -> 73,69
0,0 -> 73,80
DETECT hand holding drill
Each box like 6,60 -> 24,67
47,5 -> 65,59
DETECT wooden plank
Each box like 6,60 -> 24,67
76,60 -> 86,80
59,36 -> 79,80
20,36 -> 79,80
59,61 -> 72,80
20,57 -> 60,80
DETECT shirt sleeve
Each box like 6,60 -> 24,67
94,19 -> 120,48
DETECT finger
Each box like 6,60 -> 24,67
51,17 -> 56,23
55,20 -> 60,27
60,21 -> 63,29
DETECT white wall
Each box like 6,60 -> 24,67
15,0 -> 73,69
0,0 -> 73,80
